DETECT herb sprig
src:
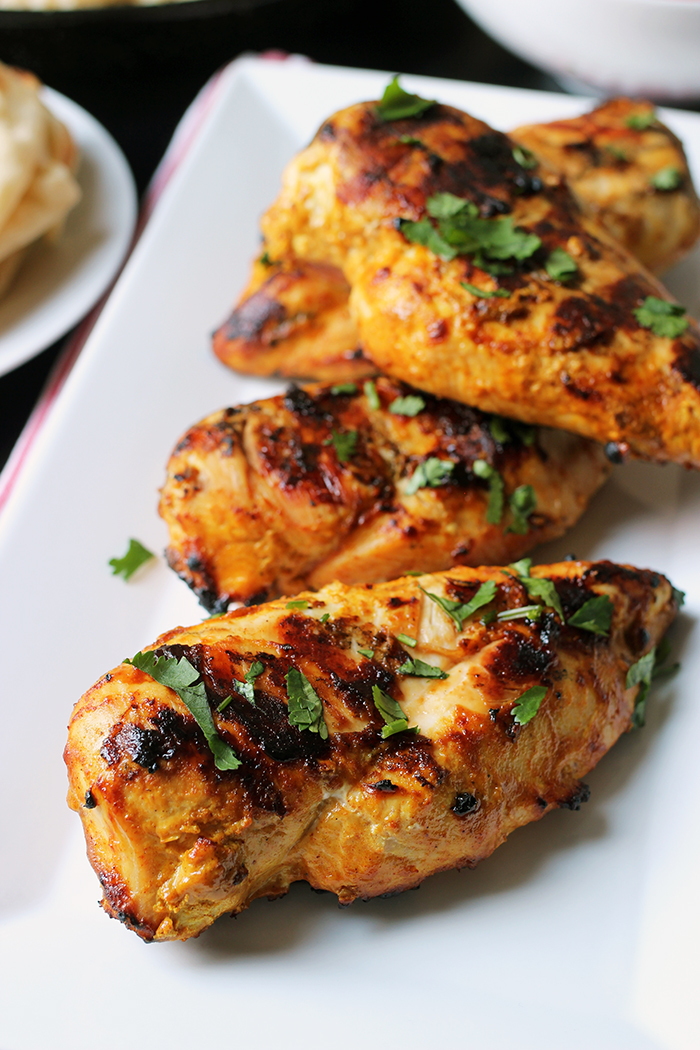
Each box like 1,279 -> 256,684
109,539 -> 155,581
419,580 -> 497,631
286,668 -> 328,739
633,296 -> 689,338
372,684 -> 418,738
405,457 -> 455,495
377,76 -> 435,122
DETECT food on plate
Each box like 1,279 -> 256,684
65,559 -> 679,942
0,62 -> 81,298
214,96 -> 700,383
250,92 -> 700,469
159,377 -> 610,612
512,97 -> 700,276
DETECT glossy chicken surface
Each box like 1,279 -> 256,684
159,377 -> 609,611
214,99 -> 700,383
65,560 -> 678,942
256,98 -> 700,468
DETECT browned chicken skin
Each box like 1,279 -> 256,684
251,98 -> 700,469
159,377 -> 609,612
214,98 -> 700,384
65,560 -> 678,942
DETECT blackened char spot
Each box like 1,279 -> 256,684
559,782 -> 591,810
372,779 -> 398,792
224,292 -> 285,341
84,789 -> 97,809
485,629 -> 555,681
283,384 -> 327,420
452,791 -> 479,815
100,709 -> 187,772
673,340 -> 700,390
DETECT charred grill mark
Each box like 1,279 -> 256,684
224,291 -> 286,342
561,372 -> 602,402
485,628 -> 555,683
283,384 -> 329,420
376,733 -> 446,789
100,707 -> 193,773
553,295 -> 620,350
371,779 -> 398,792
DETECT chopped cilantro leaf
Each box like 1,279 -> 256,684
508,557 -> 532,577
489,417 -> 510,443
627,648 -> 657,728
398,656 -> 449,679
390,394 -> 426,416
497,604 -> 542,622
327,429 -> 358,463
372,684 -> 417,738
568,594 -> 613,636
461,281 -> 510,299
626,111 -> 657,130
519,575 -> 564,620
109,538 -> 155,581
357,647 -> 375,659
285,668 -> 328,739
506,484 -> 536,534
511,685 -> 548,726
672,586 -> 685,608
286,599 -> 309,610
633,296 -> 688,338
545,247 -> 578,282
512,145 -> 538,169
364,379 -> 380,410
330,382 -> 357,395
651,167 -> 682,191
399,134 -> 425,147
396,633 -> 417,647
651,635 -> 680,682
427,193 -> 477,220
405,457 -> 455,495
400,218 -> 457,260
472,459 -> 504,524
377,76 -> 435,122
127,649 -> 240,770
260,251 -> 274,267
419,579 -> 497,631
320,613 -> 330,624
222,659 -> 265,708
488,417 -> 536,447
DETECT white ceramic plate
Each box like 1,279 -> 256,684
0,58 -> 698,1050
0,87 -> 137,377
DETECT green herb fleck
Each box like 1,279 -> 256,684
109,538 -> 155,581
286,599 -> 309,610
285,668 -> 328,738
364,379 -> 380,410
511,685 -> 548,725
399,134 -> 425,147
372,684 -> 417,739
633,296 -> 688,338
651,635 -> 681,682
390,394 -> 426,416
506,484 -> 536,534
260,250 -> 274,267
400,218 -> 457,260
606,145 -> 628,163
497,604 -> 542,622
545,247 -> 578,282
520,575 -> 564,620
672,586 -> 685,608
568,594 -> 613,636
320,613 -> 330,624
626,111 -> 657,130
472,459 -> 504,524
512,145 -> 538,169
330,382 -> 357,395
405,457 -> 455,495
420,579 -> 497,631
396,632 -> 417,648
327,429 -> 358,463
377,76 -> 435,122
219,659 -> 265,709
357,647 -> 375,659
398,656 -> 449,679
488,417 -> 536,447
508,557 -> 532,577
461,281 -> 510,299
126,649 -> 240,770
651,166 -> 682,191
627,648 -> 657,728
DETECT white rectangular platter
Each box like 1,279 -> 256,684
0,57 -> 698,1050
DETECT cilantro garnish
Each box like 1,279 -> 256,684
672,586 -> 686,608
651,167 -> 682,191
372,684 -> 417,739
109,538 -> 155,581
400,218 -> 456,260
568,594 -> 613,636
330,382 -> 357,395
511,685 -> 548,725
320,613 -> 331,624
286,599 -> 309,610
390,394 -> 426,416
357,647 -> 375,659
420,579 -> 497,631
512,145 -> 538,169
472,459 -> 504,524
285,668 -> 328,739
651,635 -> 680,682
399,134 -> 425,147
327,429 -> 358,462
633,296 -> 689,338
488,417 -> 536,447
405,457 -> 455,495
627,648 -> 657,728
461,281 -> 510,299
497,604 -> 542,622
127,650 -> 241,770
626,111 -> 657,130
377,76 -> 435,122
260,251 -> 274,267
509,560 -> 564,619
396,632 -> 417,647
364,379 -> 380,410
508,557 -> 532,576
398,656 -> 449,679
545,247 -> 578,282
506,484 -> 536,534
219,660 -> 264,709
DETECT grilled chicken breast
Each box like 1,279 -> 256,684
214,98 -> 700,383
65,560 -> 678,942
254,98 -> 700,468
159,377 -> 609,612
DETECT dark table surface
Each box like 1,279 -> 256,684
0,0 -> 694,473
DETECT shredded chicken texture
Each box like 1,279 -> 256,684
65,560 -> 677,942
214,98 -> 700,385
159,377 -> 609,611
